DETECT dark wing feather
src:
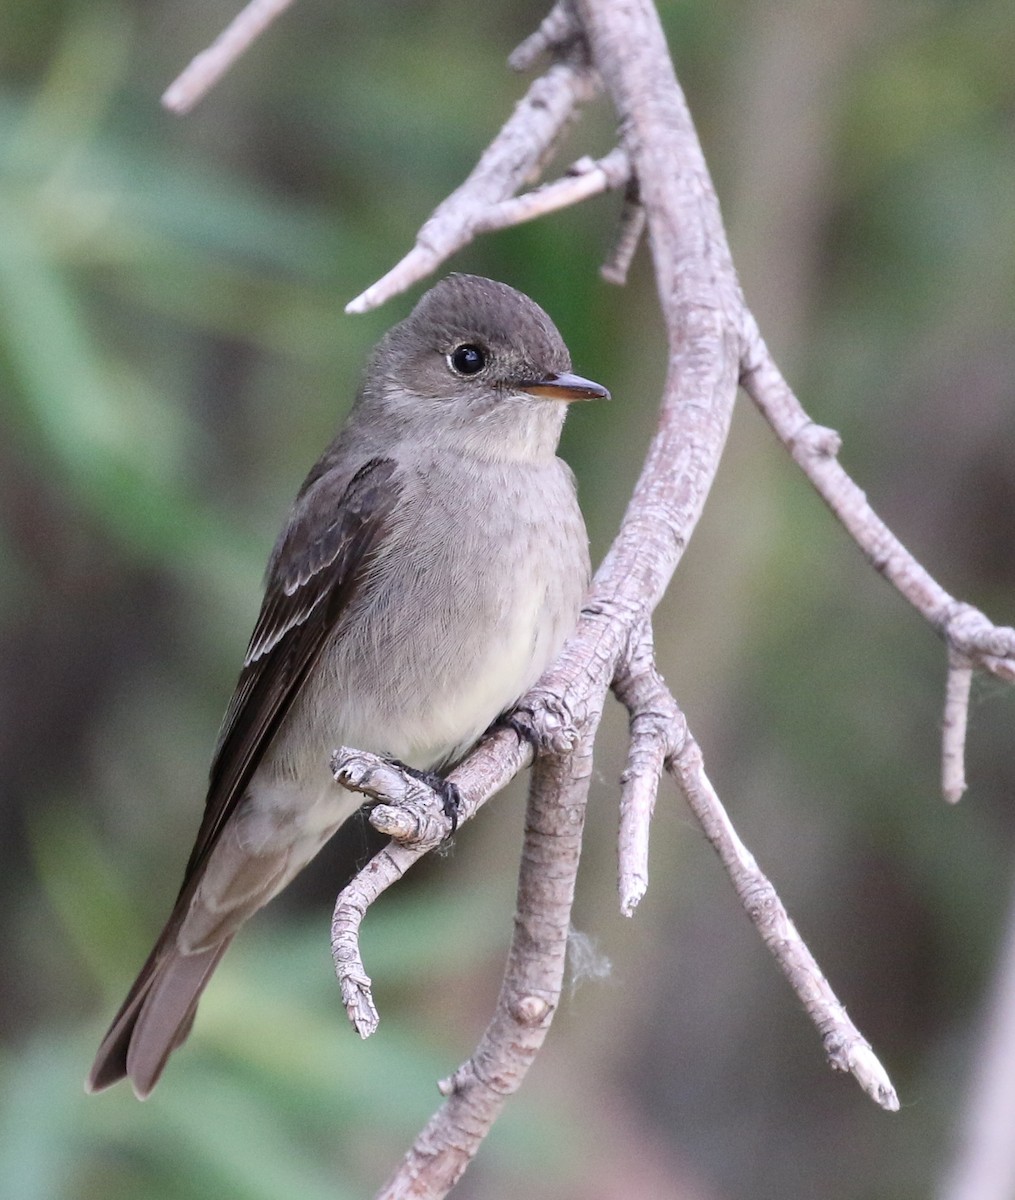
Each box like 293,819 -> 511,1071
87,456 -> 400,1095
183,455 -> 400,879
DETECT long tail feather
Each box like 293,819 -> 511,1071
87,936 -> 232,1098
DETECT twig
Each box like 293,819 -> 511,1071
508,2 -> 580,72
162,0 -> 297,114
345,61 -> 600,314
739,320 -> 1015,810
612,621 -> 684,916
668,731 -> 899,1110
474,148 -> 630,237
611,621 -> 899,1108
942,653 -> 973,804
601,179 -> 646,285
739,321 -> 1015,679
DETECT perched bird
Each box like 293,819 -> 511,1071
87,273 -> 609,1098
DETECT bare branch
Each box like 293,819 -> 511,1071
609,619 -> 898,1108
476,148 -> 630,236
601,181 -> 646,285
508,2 -> 580,72
740,320 -> 1015,678
162,0 -> 296,115
942,653 -> 974,804
739,321 -> 1015,805
612,621 -> 684,916
667,731 -> 900,1111
571,0 -> 742,637
375,726 -> 598,1198
329,732 -> 533,1035
346,62 -> 600,314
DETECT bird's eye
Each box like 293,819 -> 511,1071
448,343 -> 487,376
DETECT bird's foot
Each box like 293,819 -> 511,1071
397,766 -> 462,836
331,747 -> 460,846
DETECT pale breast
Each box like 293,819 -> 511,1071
271,453 -> 589,774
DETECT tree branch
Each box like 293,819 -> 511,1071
375,725 -> 598,1199
330,729 -> 534,1035
346,60 -> 601,314
601,179 -> 646,285
942,652 -> 974,805
475,148 -> 630,238
162,0 -> 297,114
738,318 -> 1015,798
612,620 -> 683,916
508,1 -> 580,72
666,728 -> 898,1110
612,621 -> 899,1109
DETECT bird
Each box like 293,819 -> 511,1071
87,272 -> 609,1098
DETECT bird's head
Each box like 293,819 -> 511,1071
363,274 -> 609,463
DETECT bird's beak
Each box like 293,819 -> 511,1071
518,371 -> 611,403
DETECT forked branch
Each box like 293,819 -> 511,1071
160,0 -> 1014,1194
344,60 -> 604,314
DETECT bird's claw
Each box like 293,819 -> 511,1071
394,764 -> 461,837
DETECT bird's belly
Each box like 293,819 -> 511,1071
275,566 -> 578,776
391,584 -> 548,765
267,458 -> 588,777
292,587 -> 552,771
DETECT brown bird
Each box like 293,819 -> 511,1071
87,273 -> 608,1097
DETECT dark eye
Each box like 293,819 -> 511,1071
448,343 -> 487,376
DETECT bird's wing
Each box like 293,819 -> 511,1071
182,454 -> 401,881
87,457 -> 401,1095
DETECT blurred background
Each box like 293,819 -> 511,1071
2,0 -> 1015,1197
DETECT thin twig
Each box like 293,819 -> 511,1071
942,653 -> 973,804
667,732 -> 900,1111
345,62 -> 600,314
508,1 -> 579,72
612,621 -> 684,916
162,0 -> 297,114
739,319 -> 1015,677
474,148 -> 630,237
601,179 -> 646,285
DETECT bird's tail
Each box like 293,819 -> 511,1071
87,934 -> 232,1099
